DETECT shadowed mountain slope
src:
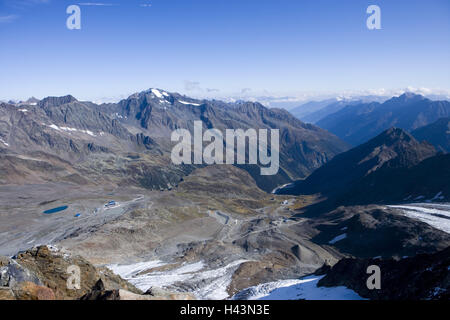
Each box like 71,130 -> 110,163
276,128 -> 446,204
412,117 -> 450,153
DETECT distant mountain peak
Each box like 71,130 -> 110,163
24,97 -> 40,105
343,127 -> 434,172
390,92 -> 426,103
135,88 -> 172,99
276,126 -> 436,201
39,95 -> 78,107
377,127 -> 413,142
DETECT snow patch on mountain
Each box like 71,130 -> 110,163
232,275 -> 365,300
329,233 -> 347,244
0,138 -> 9,147
431,192 -> 445,201
151,89 -> 164,99
178,100 -> 201,106
48,124 -> 96,137
108,260 -> 166,279
389,203 -> 450,234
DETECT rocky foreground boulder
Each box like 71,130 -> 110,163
318,246 -> 450,300
0,246 -> 194,300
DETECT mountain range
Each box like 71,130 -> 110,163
0,89 -> 349,192
315,93 -> 450,146
3,90 -> 448,198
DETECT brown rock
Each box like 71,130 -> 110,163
12,281 -> 55,300
0,256 -> 10,267
15,245 -> 142,300
0,288 -> 15,300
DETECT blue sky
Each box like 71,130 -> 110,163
0,0 -> 449,103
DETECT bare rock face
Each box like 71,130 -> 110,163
310,205 -> 450,259
318,246 -> 450,300
13,245 -> 141,299
0,256 -> 43,289
80,279 -> 120,300
0,245 -> 141,300
1,255 -> 55,300
0,288 -> 15,300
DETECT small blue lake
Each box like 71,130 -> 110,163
43,206 -> 69,214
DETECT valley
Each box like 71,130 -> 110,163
1,166 -> 449,300
0,166 -> 335,299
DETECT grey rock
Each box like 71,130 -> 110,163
2,260 -> 42,288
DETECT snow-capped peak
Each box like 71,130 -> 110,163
151,89 -> 164,99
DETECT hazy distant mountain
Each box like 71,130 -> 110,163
302,100 -> 360,124
24,97 -> 40,105
276,128 -> 447,204
290,96 -> 389,123
3,97 -> 40,106
412,117 -> 450,153
289,98 -> 347,120
317,93 -> 450,146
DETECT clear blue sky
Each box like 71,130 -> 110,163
0,0 -> 449,102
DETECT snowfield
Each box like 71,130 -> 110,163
108,259 -> 365,300
389,203 -> 450,234
108,260 -> 166,279
232,275 -> 365,300
178,100 -> 202,106
48,124 -> 96,137
108,259 -> 248,300
271,183 -> 295,194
